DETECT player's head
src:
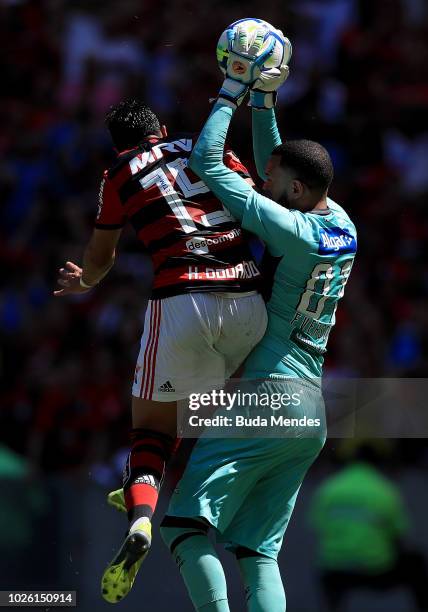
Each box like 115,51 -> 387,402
105,98 -> 166,152
264,140 -> 333,211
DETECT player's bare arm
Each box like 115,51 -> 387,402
53,228 -> 121,296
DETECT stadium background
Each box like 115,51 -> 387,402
1,0 -> 427,609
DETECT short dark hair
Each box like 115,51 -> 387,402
105,98 -> 161,151
272,140 -> 334,192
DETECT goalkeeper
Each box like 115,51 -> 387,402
159,23 -> 357,612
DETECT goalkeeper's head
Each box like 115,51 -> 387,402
264,140 -> 333,212
105,99 -> 166,152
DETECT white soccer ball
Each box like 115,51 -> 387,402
216,18 -> 292,76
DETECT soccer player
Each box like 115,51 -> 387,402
53,98 -> 268,603
159,26 -> 357,611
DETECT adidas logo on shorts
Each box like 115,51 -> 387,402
158,380 -> 175,392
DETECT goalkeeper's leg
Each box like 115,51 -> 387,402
160,517 -> 230,612
236,547 -> 286,612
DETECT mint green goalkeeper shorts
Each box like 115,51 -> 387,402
167,373 -> 326,560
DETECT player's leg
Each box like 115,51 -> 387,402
160,517 -> 230,611
124,398 -> 177,529
106,399 -> 179,515
236,547 -> 286,612
161,406 -> 322,610
162,437 -> 298,611
215,436 -> 324,612
221,433 -> 325,554
215,451 -> 317,612
164,379 -> 321,541
102,294 -> 231,603
166,436 -> 271,535
217,380 -> 326,608
102,300 -> 180,604
101,399 -> 178,604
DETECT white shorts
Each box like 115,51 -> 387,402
132,292 -> 267,401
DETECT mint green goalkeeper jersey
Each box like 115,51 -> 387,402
188,103 -> 357,381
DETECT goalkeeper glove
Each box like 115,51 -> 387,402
218,23 -> 277,109
250,29 -> 291,110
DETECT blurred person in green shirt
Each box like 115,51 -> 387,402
309,442 -> 428,611
0,444 -> 48,587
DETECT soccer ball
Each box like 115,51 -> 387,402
216,18 -> 292,77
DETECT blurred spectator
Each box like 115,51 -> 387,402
0,444 -> 48,587
309,442 -> 428,611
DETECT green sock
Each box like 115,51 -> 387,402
161,524 -> 230,612
238,553 -> 286,612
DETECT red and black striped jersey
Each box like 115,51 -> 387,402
96,134 -> 261,298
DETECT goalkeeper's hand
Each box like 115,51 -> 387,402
250,29 -> 291,110
218,23 -> 276,109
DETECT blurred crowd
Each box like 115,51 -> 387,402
1,0 -> 428,471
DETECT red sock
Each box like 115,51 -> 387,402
123,428 -> 175,524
